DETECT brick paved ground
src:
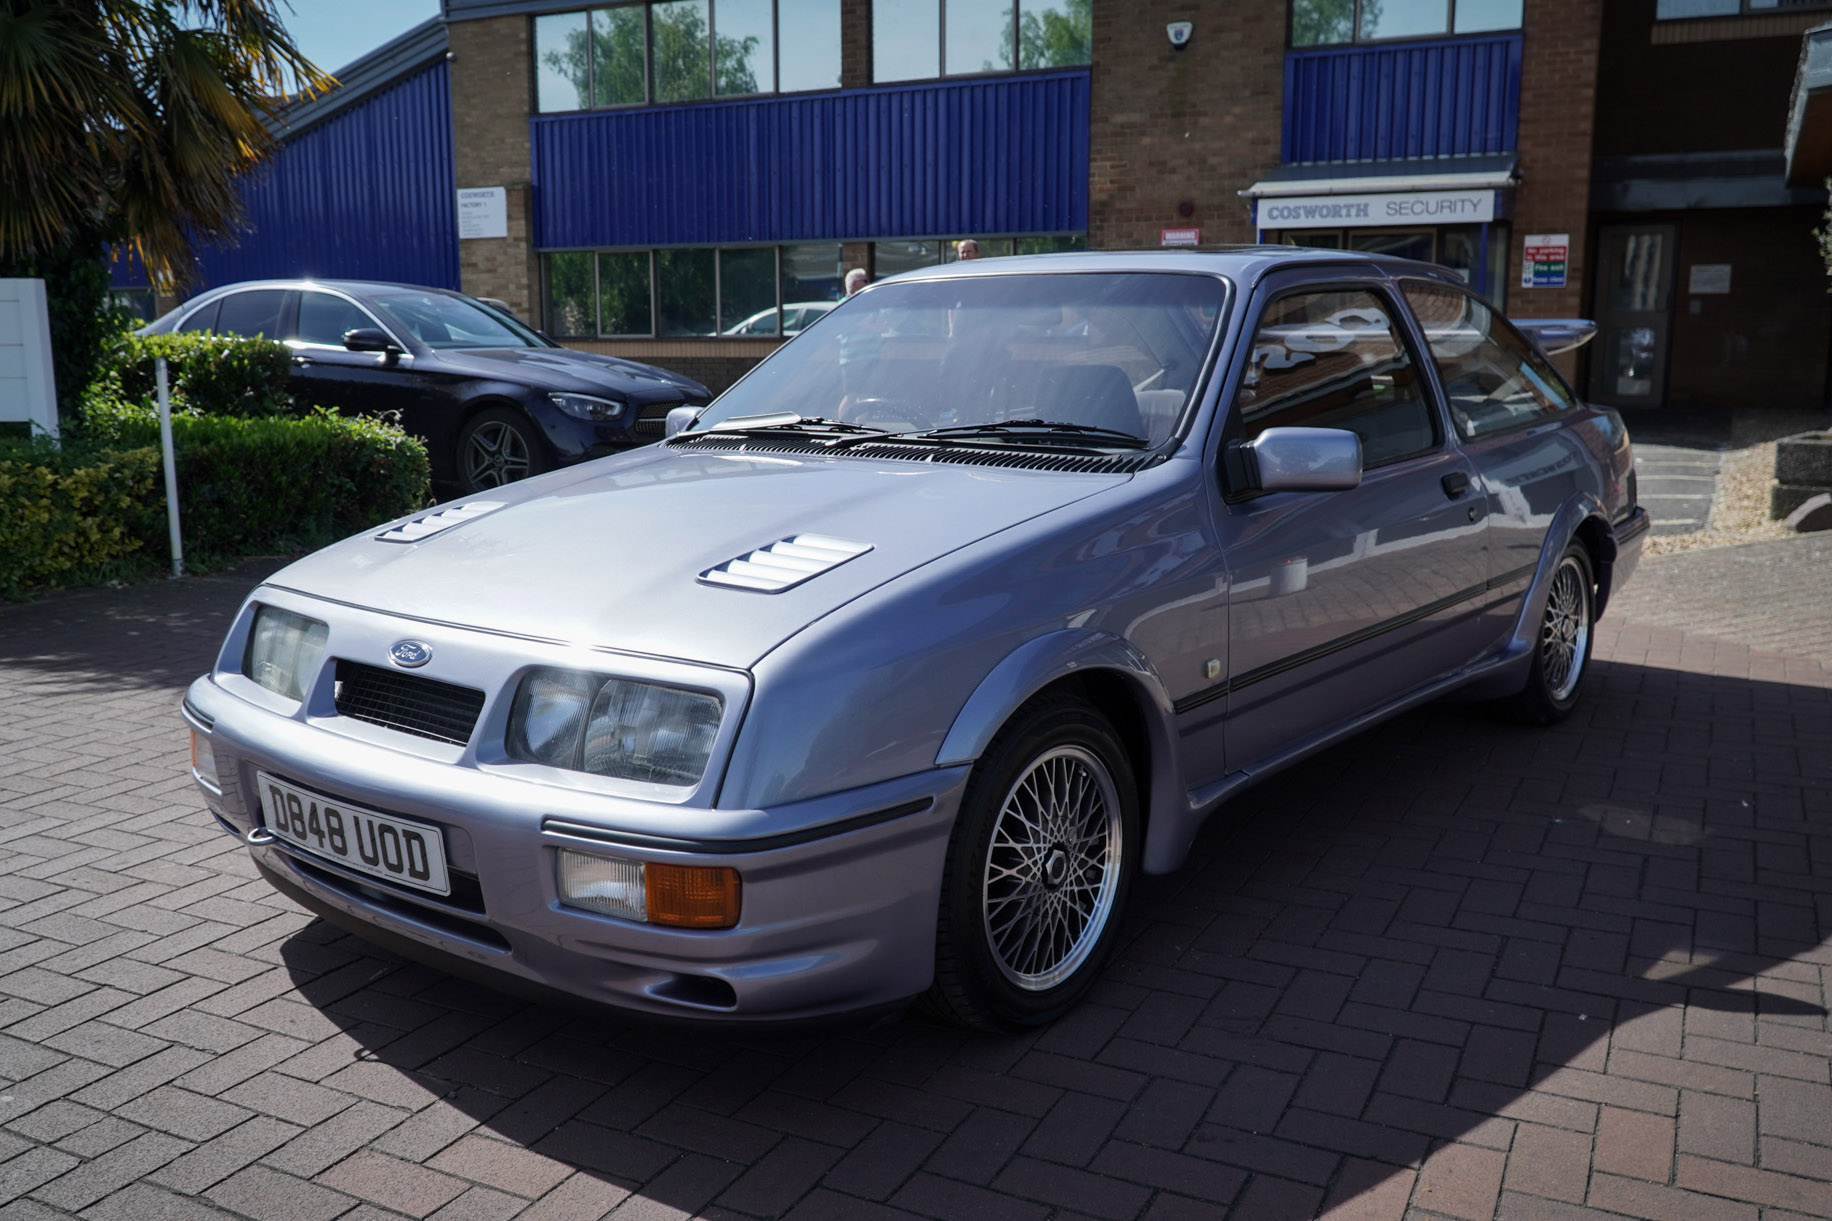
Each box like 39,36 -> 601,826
1,544 -> 1828,1220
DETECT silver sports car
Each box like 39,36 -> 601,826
182,250 -> 1647,1029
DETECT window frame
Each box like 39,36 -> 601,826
1287,0 -> 1524,49
1225,277 -> 1446,478
534,0 -> 842,115
870,0 -> 1092,84
1396,276 -> 1580,442
1653,0 -> 1832,19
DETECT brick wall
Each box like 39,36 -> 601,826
449,15 -> 541,323
1512,0 -> 1604,325
1087,2 -> 1284,250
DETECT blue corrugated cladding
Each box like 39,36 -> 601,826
190,61 -> 458,289
534,71 -> 1089,249
1283,35 -> 1522,164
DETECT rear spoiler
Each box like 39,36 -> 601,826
1512,318 -> 1597,357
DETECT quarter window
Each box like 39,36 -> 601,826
873,0 -> 1090,82
1236,288 -> 1438,468
213,290 -> 286,339
535,0 -> 840,112
1400,281 -> 1577,438
1290,0 -> 1522,45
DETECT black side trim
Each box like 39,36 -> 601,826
1172,578 -> 1493,715
1487,562 -> 1538,590
1614,507 -> 1651,544
542,797 -> 936,856
181,696 -> 214,732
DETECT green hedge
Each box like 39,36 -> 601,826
93,330 -> 300,419
2,406 -> 430,600
0,439 -> 163,598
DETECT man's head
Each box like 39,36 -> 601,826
844,268 -> 868,296
957,239 -> 980,261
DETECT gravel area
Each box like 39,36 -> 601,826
1640,408 -> 1828,555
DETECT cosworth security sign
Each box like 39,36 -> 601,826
1257,189 -> 1496,230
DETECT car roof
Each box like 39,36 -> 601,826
879,246 -> 1464,289
179,278 -> 469,303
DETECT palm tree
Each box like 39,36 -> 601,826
0,0 -> 329,418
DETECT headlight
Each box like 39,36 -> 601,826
508,667 -> 723,786
243,606 -> 328,702
549,392 -> 625,421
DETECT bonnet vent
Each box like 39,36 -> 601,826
375,501 -> 505,543
699,534 -> 873,593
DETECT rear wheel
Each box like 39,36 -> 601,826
1499,542 -> 1595,725
457,407 -> 548,492
923,695 -> 1138,1029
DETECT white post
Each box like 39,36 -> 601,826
155,356 -> 184,578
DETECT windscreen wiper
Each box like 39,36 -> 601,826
912,419 -> 1150,448
668,414 -> 889,444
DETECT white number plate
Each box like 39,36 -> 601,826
256,772 -> 451,897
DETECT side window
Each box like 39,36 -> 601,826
1235,288 -> 1437,468
176,300 -> 220,334
213,289 -> 286,339
1401,281 -> 1578,439
295,292 -> 379,346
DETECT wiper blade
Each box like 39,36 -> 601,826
912,419 -> 1150,448
669,414 -> 889,443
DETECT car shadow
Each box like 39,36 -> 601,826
268,652 -> 1831,1218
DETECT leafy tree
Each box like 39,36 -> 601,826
1017,0 -> 1091,70
0,0 -> 328,419
1290,0 -> 1363,45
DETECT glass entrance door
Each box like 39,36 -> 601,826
1589,225 -> 1676,406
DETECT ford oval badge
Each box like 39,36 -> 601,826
389,640 -> 432,668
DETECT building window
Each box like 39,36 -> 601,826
535,0 -> 841,113
1655,0 -> 1832,15
545,243 -> 845,337
873,0 -> 1091,83
871,233 -> 1085,274
1290,0 -> 1522,46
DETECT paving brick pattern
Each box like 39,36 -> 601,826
1,549 -> 1828,1219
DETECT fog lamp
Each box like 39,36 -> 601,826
190,728 -> 220,791
555,849 -> 740,929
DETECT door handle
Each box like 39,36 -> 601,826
1441,471 -> 1471,498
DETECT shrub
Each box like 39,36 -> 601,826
3,405 -> 430,599
85,402 -> 431,564
94,330 -> 299,419
0,438 -> 162,599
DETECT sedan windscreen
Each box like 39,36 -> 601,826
695,273 -> 1228,447
367,290 -> 544,350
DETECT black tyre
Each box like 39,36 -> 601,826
457,407 -> 549,492
1498,542 -> 1595,725
923,695 -> 1139,1030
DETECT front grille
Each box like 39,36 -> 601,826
333,660 -> 485,746
633,401 -> 683,438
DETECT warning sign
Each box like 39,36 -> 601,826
1521,234 -> 1569,289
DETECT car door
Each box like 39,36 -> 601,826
284,289 -> 410,418
1216,275 -> 1491,772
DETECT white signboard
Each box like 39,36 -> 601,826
1521,233 -> 1569,289
1259,189 -> 1496,230
1688,264 -> 1732,294
0,279 -> 59,438
457,187 -> 508,240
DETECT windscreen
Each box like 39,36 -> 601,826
695,272 -> 1228,447
366,289 -> 546,349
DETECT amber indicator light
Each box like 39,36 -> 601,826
645,863 -> 741,929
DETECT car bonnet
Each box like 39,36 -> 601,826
430,347 -> 709,399
265,447 -> 1130,670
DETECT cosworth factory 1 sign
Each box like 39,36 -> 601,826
1257,188 -> 1497,230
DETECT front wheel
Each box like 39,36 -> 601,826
1498,543 -> 1595,725
923,696 -> 1138,1029
457,407 -> 549,492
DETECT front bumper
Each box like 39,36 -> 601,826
185,675 -> 963,1023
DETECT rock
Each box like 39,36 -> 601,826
1775,431 -> 1832,485
1785,492 -> 1832,533
1771,483 -> 1830,519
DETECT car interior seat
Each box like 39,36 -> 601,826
1033,363 -> 1146,438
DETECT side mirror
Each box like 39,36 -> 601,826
664,405 -> 702,438
342,328 -> 399,354
1227,427 -> 1362,497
